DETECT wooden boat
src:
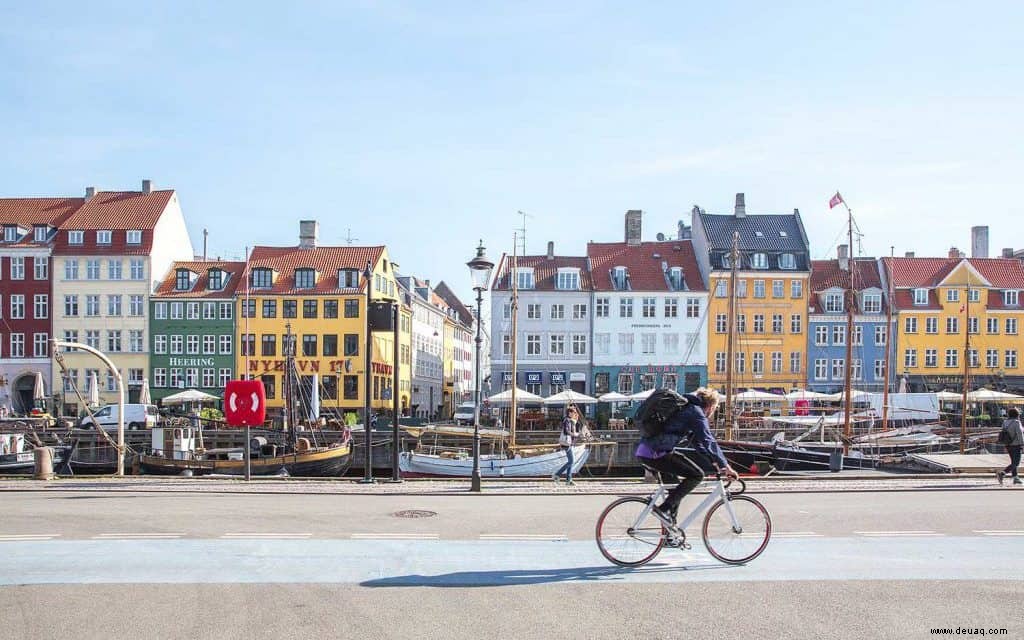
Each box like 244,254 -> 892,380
0,432 -> 72,473
399,442 -> 588,478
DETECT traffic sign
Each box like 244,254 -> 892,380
224,379 -> 266,427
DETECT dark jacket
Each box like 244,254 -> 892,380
639,394 -> 729,468
1000,418 -> 1024,447
560,416 -> 581,446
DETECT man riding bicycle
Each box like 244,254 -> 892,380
635,387 -> 739,525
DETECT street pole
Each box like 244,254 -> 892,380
392,302 -> 401,482
471,286 -> 483,492
362,260 -> 374,483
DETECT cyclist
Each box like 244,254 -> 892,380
635,387 -> 739,525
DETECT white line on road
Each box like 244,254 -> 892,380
770,532 -> 823,538
92,533 -> 184,539
974,530 -> 1024,536
854,531 -> 943,537
350,533 -> 440,540
221,533 -> 313,539
479,534 -> 568,541
0,534 -> 61,541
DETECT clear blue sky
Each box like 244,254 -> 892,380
2,1 -> 1022,300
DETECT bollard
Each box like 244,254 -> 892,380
33,446 -> 54,480
828,449 -> 843,473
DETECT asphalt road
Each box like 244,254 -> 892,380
2,489 -> 1022,640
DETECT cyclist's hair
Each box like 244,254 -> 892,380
693,387 -> 721,413
1009,407 -> 1020,419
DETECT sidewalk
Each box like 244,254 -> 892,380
0,473 -> 1012,495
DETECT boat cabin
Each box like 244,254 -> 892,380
151,426 -> 196,460
1,433 -> 26,456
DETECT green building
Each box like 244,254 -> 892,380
149,260 -> 244,404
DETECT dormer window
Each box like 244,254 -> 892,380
612,266 -> 628,290
68,230 -> 84,245
668,267 -> 684,290
175,268 -> 195,291
33,226 -> 48,242
126,230 -> 142,245
863,293 -> 882,314
556,268 -> 579,290
3,225 -> 18,242
751,253 -> 768,269
721,253 -> 732,269
1005,291 -> 1019,306
251,267 -> 274,289
779,253 -> 796,270
96,230 -> 112,244
754,231 -> 764,238
779,231 -> 788,237
208,269 -> 225,291
516,268 -> 535,290
913,288 -> 929,305
295,268 -> 316,289
824,292 -> 843,313
338,269 -> 360,288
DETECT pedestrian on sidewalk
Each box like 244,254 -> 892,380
996,407 -> 1024,485
553,405 -> 582,485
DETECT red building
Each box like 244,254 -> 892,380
0,197 -> 81,413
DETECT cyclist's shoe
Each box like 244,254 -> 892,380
653,504 -> 677,526
1014,477 -> 1023,485
997,471 -> 1005,485
566,479 -> 576,486
551,472 -> 559,483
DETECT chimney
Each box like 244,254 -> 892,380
948,247 -> 962,259
141,179 -> 152,194
734,193 -> 746,218
838,244 -> 850,271
85,186 -> 96,200
546,241 -> 554,260
299,220 -> 319,249
676,220 -> 691,240
970,226 -> 989,258
905,251 -> 915,258
625,210 -> 642,246
1003,248 -> 1015,258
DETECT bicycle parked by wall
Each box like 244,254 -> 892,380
595,464 -> 772,567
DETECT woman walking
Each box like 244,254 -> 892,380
553,405 -> 582,485
997,407 -> 1024,485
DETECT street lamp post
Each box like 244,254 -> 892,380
466,241 -> 494,493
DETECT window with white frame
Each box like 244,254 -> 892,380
108,260 -> 122,280
753,314 -> 764,333
851,359 -> 862,380
64,295 -> 78,317
913,288 -> 928,305
715,352 -> 727,373
735,352 -> 745,374
925,349 -> 937,367
185,369 -> 198,387
715,280 -> 728,297
969,288 -> 980,302
751,253 -> 768,269
619,333 -> 634,355
612,266 -> 628,290
617,373 -> 633,394
987,349 -> 999,368
572,334 -> 587,355
595,298 -> 609,317
516,269 -> 535,290
753,280 -> 765,299
68,230 -> 84,244
550,304 -> 564,320
736,280 -> 747,298
501,335 -> 512,356
751,352 -> 764,374
85,331 -> 99,349
1006,291 -> 1020,306
946,289 -> 960,302
620,298 -> 633,318
736,314 -> 746,333
668,267 -> 683,290
664,298 -> 678,318
202,302 -> 216,320
129,330 -> 143,353
33,226 -> 47,242
202,368 -> 216,388
219,369 -> 231,387
780,254 -> 796,270
129,295 -> 144,317
556,270 -> 579,290
10,257 -> 24,280
686,298 -> 700,318
663,333 -> 679,354
969,317 -> 979,334
874,359 -> 885,380
969,349 -> 980,368
771,351 -> 782,374
572,304 -> 587,319
203,335 -> 216,354
86,260 -> 100,280
170,335 -> 183,354
946,317 -> 959,334
527,303 -> 541,319
187,335 -> 199,354
987,317 -> 999,334
945,349 -> 958,368
526,334 -> 541,355
832,325 -> 846,345
154,335 -> 167,354
852,326 -> 862,346
772,280 -> 784,298
549,334 -> 565,355
64,259 -> 79,280
10,295 -> 24,319
594,333 -> 610,355
106,295 -> 121,316
96,230 -> 112,244
641,333 -> 656,355
33,294 -> 47,319
904,317 -> 918,333
126,229 -> 142,244
107,330 -> 121,352
791,280 -> 803,299
33,333 -> 48,358
716,314 -> 728,334
1007,318 -> 1018,335
814,358 -> 828,380
130,259 -> 145,280
187,302 -> 200,320
169,368 -> 182,388
824,292 -> 843,312
772,314 -> 783,333
790,352 -> 802,374
153,369 -> 167,387
642,297 -> 656,318
863,293 -> 881,313
874,325 -> 887,345
831,359 -> 845,379
791,314 -> 802,334
220,302 -> 232,319
63,368 -> 78,392
33,257 -> 47,280
1007,350 -> 1018,368
925,317 -> 938,334
9,334 -> 23,357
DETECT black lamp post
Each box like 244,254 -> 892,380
467,240 -> 494,493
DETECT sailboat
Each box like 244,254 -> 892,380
139,325 -> 352,476
398,234 -> 590,478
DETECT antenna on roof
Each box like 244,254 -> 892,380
516,210 -> 532,255
344,228 -> 359,245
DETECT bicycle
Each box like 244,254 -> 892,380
595,464 -> 772,567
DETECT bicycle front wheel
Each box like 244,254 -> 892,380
596,497 -> 665,567
701,495 -> 771,565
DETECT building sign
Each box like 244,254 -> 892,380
502,372 -> 513,384
169,357 -> 216,367
550,372 -> 566,385
246,359 -> 392,375
525,371 -> 542,384
570,372 -> 586,382
618,365 -> 685,373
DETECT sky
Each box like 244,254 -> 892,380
1,1 -> 1022,301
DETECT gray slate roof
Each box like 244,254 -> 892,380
699,213 -> 809,252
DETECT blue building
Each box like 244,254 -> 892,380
807,249 -> 893,393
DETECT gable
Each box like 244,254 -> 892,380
938,261 -> 990,288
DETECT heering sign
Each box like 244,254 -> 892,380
169,357 -> 216,367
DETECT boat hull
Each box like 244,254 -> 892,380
139,444 -> 352,477
399,445 -> 589,478
0,446 -> 71,473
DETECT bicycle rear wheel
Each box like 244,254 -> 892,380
701,495 -> 771,565
595,497 -> 666,567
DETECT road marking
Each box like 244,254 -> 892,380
974,530 -> 1024,536
221,533 -> 312,539
769,532 -> 823,538
350,533 -> 440,540
479,534 -> 568,541
92,533 -> 184,539
0,534 -> 61,542
854,530 -> 943,537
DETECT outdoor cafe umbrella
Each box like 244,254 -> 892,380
87,372 -> 100,407
732,389 -> 785,402
824,388 -> 873,402
161,389 -> 220,406
543,389 -> 598,405
935,389 -> 963,402
966,388 -> 1024,402
138,378 -> 152,405
486,387 -> 544,405
629,388 -> 656,401
783,389 -> 833,401
597,392 -> 631,403
32,371 -> 46,404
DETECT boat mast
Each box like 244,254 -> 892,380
842,201 -> 855,454
960,272 -> 971,454
509,233 -> 519,449
881,247 -> 894,431
724,231 -> 739,440
284,322 -> 297,448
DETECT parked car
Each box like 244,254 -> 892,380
453,402 -> 477,425
79,404 -> 159,431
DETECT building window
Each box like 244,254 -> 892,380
663,333 -> 679,354
526,334 -> 541,355
251,268 -> 274,288
791,280 -> 803,299
154,335 -> 167,354
642,297 -> 656,318
153,369 -> 166,388
68,230 -> 84,244
779,254 -> 796,270
501,335 -> 511,356
85,330 -> 100,349
107,330 -> 122,352
201,368 -> 215,388
946,317 -> 959,334
617,373 -> 633,395
261,335 -> 277,356
95,230 -> 111,244
968,317 -> 979,334
556,271 -> 579,290
641,333 -> 656,355
925,349 -> 938,367
108,260 -> 122,280
169,335 -> 182,354
862,293 -> 881,313
1005,291 -> 1020,306
516,269 -> 535,290
619,333 -> 634,355
219,335 -> 232,354
130,259 -> 145,280
945,349 -> 958,368
686,298 -> 700,318
200,302 -> 214,320
824,293 -> 843,313
345,300 -> 359,318
550,304 -> 565,320
185,369 -> 198,388
572,304 -> 587,319
619,298 -> 634,318
186,302 -> 199,320
105,295 -> 121,317
715,314 -> 727,334
904,317 -> 918,333
302,335 -> 317,357
303,299 -> 317,319
283,300 -> 297,318
295,268 -> 315,289
913,288 -> 928,305
186,335 -> 199,354
343,375 -> 358,400
33,257 -> 47,280
129,330 -> 143,353
791,314 -> 802,334
736,314 -> 746,333
10,295 -> 24,319
32,333 -> 48,358
219,369 -> 232,388
772,314 -> 783,334
526,303 -> 540,319
969,349 -> 980,368
1007,318 -> 1018,335
668,267 -> 684,290
851,359 -> 863,380
790,352 -> 802,374
715,352 -> 727,373
203,335 -> 216,355
241,299 -> 256,318
33,294 -> 48,319
8,333 -> 23,358
736,280 -> 747,298
64,259 -> 79,280
31,226 -> 46,242
322,334 -> 338,357
925,317 -> 938,334
124,229 -> 142,245
1007,350 -> 1019,368
815,326 -> 828,346
753,314 -> 765,333
2,225 -> 19,242
987,349 -> 999,368
752,352 -> 764,374
987,317 -> 999,334
338,269 -> 360,288
64,295 -> 79,317
751,253 -> 768,269
874,325 -> 887,346
128,295 -> 144,317
175,269 -> 191,290
324,300 -> 338,318
714,280 -> 728,298
946,289 -> 960,303
549,335 -> 565,355
852,326 -> 862,346
904,349 -> 917,369
241,334 -> 255,356
10,257 -> 24,280
772,280 -> 785,298
753,280 -> 766,299
735,352 -> 745,374
595,298 -> 609,317
664,298 -> 678,318
831,359 -> 845,380
594,333 -> 610,355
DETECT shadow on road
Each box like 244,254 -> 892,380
361,562 -> 733,587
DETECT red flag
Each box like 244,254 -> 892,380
959,304 -> 965,313
829,192 -> 844,209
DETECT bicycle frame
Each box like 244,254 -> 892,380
633,477 -> 742,535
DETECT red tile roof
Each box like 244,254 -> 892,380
587,240 -> 706,292
810,258 -> 882,291
892,289 -> 942,310
883,257 -> 1024,289
153,261 -> 247,298
247,245 -> 385,294
492,255 -> 593,291
60,190 -> 175,230
0,197 -> 84,247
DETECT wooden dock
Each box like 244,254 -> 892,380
906,453 -> 1020,474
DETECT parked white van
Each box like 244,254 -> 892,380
79,404 -> 159,431
453,402 -> 477,425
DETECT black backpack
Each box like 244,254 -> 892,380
634,389 -> 688,438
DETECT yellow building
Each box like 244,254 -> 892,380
236,222 -> 408,419
692,195 -> 812,392
885,255 -> 1024,392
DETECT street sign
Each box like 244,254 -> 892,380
224,379 -> 266,427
